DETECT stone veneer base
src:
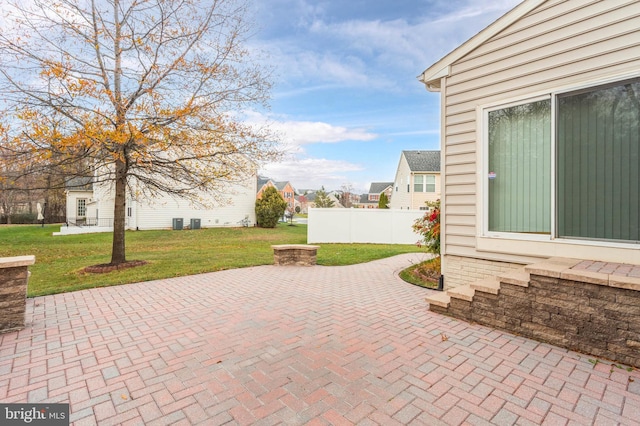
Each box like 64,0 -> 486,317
271,245 -> 319,266
0,256 -> 35,333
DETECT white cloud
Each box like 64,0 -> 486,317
274,0 -> 523,86
271,120 -> 376,145
243,110 -> 377,152
256,43 -> 393,90
260,157 -> 364,191
243,112 -> 377,191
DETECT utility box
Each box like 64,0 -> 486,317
172,218 -> 183,230
190,218 -> 201,230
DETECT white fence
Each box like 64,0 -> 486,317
307,208 -> 425,244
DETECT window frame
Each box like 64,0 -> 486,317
556,77 -> 640,243
482,94 -> 553,242
425,175 -> 436,193
480,74 -> 640,245
413,175 -> 424,192
77,198 -> 87,218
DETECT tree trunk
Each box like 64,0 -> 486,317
111,158 -> 127,265
110,0 -> 126,265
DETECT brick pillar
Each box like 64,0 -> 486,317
0,255 -> 35,333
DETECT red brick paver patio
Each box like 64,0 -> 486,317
1,254 -> 639,425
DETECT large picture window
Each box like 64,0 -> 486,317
488,99 -> 551,234
557,80 -> 640,242
486,78 -> 640,243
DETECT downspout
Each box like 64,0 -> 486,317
439,76 -> 447,289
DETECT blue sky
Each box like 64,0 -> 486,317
250,0 -> 522,193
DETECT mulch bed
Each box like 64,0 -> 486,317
84,260 -> 148,274
400,256 -> 442,289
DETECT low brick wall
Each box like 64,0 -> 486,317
271,245 -> 319,266
447,274 -> 640,368
0,256 -> 35,333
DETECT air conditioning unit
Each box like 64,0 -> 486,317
172,218 -> 183,230
190,218 -> 201,230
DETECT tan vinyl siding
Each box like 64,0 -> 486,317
445,143 -> 475,156
446,215 -> 475,226
446,194 -> 476,205
456,6 -> 640,77
445,162 -> 475,176
445,183 -> 475,195
449,34 -> 640,98
446,110 -> 475,125
446,224 -> 474,236
446,121 -> 476,136
445,174 -> 475,185
446,203 -> 476,216
446,152 -> 475,166
445,133 -> 475,145
462,1 -> 638,63
441,0 -> 640,262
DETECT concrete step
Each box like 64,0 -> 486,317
447,284 -> 475,302
471,277 -> 501,295
499,269 -> 531,287
425,292 -> 450,308
525,257 -> 583,279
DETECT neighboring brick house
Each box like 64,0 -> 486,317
295,195 -> 307,214
389,150 -> 441,210
356,182 -> 393,208
257,177 -> 296,210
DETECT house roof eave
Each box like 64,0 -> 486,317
417,0 -> 545,90
418,65 -> 450,92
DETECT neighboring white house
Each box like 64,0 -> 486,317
64,177 -> 96,226
58,174 -> 257,235
419,0 -> 640,289
389,150 -> 441,210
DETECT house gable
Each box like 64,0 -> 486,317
419,0 -> 548,91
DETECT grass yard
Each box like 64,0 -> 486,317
1,224 -> 423,297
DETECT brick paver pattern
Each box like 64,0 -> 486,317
573,260 -> 640,278
1,254 -> 639,425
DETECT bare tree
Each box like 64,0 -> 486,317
340,183 -> 354,208
0,0 -> 280,265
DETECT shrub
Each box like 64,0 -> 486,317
412,199 -> 440,255
378,192 -> 389,209
1,213 -> 37,224
255,186 -> 287,228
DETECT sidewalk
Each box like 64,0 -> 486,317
1,253 -> 639,425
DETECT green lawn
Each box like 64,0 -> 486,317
1,224 -> 423,297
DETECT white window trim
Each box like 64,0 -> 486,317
77,198 -> 87,218
414,175 -> 424,193
476,70 -> 640,246
478,94 -> 552,242
425,174 -> 436,193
